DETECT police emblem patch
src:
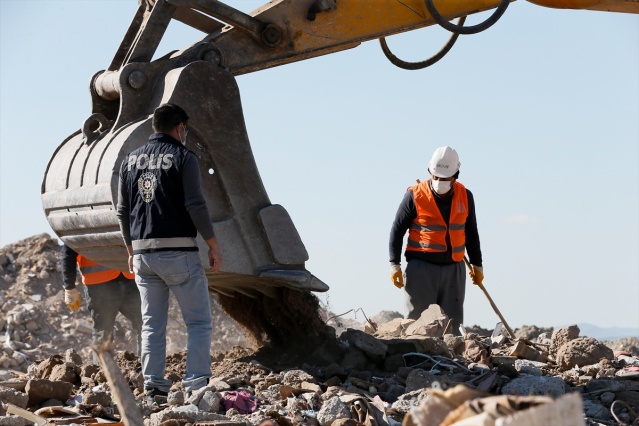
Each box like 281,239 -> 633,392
138,172 -> 157,203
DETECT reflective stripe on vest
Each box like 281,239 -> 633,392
406,180 -> 469,262
77,255 -> 134,285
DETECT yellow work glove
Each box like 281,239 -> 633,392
390,264 -> 404,289
64,288 -> 81,312
469,265 -> 484,286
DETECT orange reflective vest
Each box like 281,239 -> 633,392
77,255 -> 134,285
406,180 -> 469,262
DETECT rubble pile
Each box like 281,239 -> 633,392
0,234 -> 247,371
1,234 -> 638,426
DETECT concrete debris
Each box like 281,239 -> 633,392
1,234 -> 639,426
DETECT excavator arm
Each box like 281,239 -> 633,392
41,0 -> 637,299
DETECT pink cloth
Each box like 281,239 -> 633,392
222,390 -> 258,414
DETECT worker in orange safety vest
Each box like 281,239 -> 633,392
61,243 -> 142,362
388,146 -> 484,335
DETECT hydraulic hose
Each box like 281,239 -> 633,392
379,16 -> 466,70
424,0 -> 510,35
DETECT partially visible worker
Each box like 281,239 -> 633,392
388,146 -> 483,334
61,243 -> 143,361
116,103 -> 222,403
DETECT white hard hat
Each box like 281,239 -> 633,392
428,146 -> 460,178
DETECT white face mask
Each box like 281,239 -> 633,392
431,179 -> 452,195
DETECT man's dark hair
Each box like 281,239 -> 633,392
152,103 -> 189,133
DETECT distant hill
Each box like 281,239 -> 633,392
570,323 -> 639,341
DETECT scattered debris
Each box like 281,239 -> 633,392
1,234 -> 638,426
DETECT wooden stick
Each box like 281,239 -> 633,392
463,256 -> 516,339
95,343 -> 144,426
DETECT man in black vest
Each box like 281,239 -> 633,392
117,103 -> 221,403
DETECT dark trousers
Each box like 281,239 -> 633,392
404,259 -> 466,335
83,275 -> 143,362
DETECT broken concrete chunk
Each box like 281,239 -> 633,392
64,348 -> 82,365
316,396 -> 351,426
34,355 -> 64,380
339,329 -> 387,361
48,362 -> 78,383
0,415 -> 27,426
514,359 -> 547,376
405,305 -> 450,337
556,337 -> 614,370
24,379 -> 73,407
372,317 -> 413,339
412,336 -> 450,357
550,325 -> 580,357
282,369 -> 316,386
197,390 -> 221,412
509,340 -> 548,362
0,386 -> 28,408
83,389 -> 112,406
501,375 -> 566,398
405,369 -> 438,393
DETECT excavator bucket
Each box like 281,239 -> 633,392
41,59 -> 328,298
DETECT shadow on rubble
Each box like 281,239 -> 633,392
217,288 -> 345,369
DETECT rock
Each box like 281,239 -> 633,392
514,325 -> 554,340
167,390 -> 185,406
405,369 -> 437,392
501,375 -> 566,398
583,399 -> 612,421
514,359 -> 547,376
443,334 -> 464,354
316,396 -> 351,426
383,354 -> 405,372
339,347 -> 369,371
282,369 -> 316,386
339,329 -> 387,361
48,363 -> 78,383
34,355 -> 64,380
412,336 -> 450,356
323,364 -> 346,381
600,391 -> 615,404
462,338 -> 488,363
556,337 -> 614,370
64,349 -> 82,365
331,420 -> 358,426
373,318 -> 413,339
0,416 -> 26,426
83,390 -> 111,406
405,305 -> 449,337
0,386 -> 28,408
550,325 -> 580,357
80,363 -> 99,378
25,379 -> 73,406
197,390 -> 221,412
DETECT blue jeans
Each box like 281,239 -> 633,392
84,275 -> 143,363
133,250 -> 213,393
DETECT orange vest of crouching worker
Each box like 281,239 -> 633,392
77,255 -> 134,285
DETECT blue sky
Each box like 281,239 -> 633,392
1,1 -> 637,332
